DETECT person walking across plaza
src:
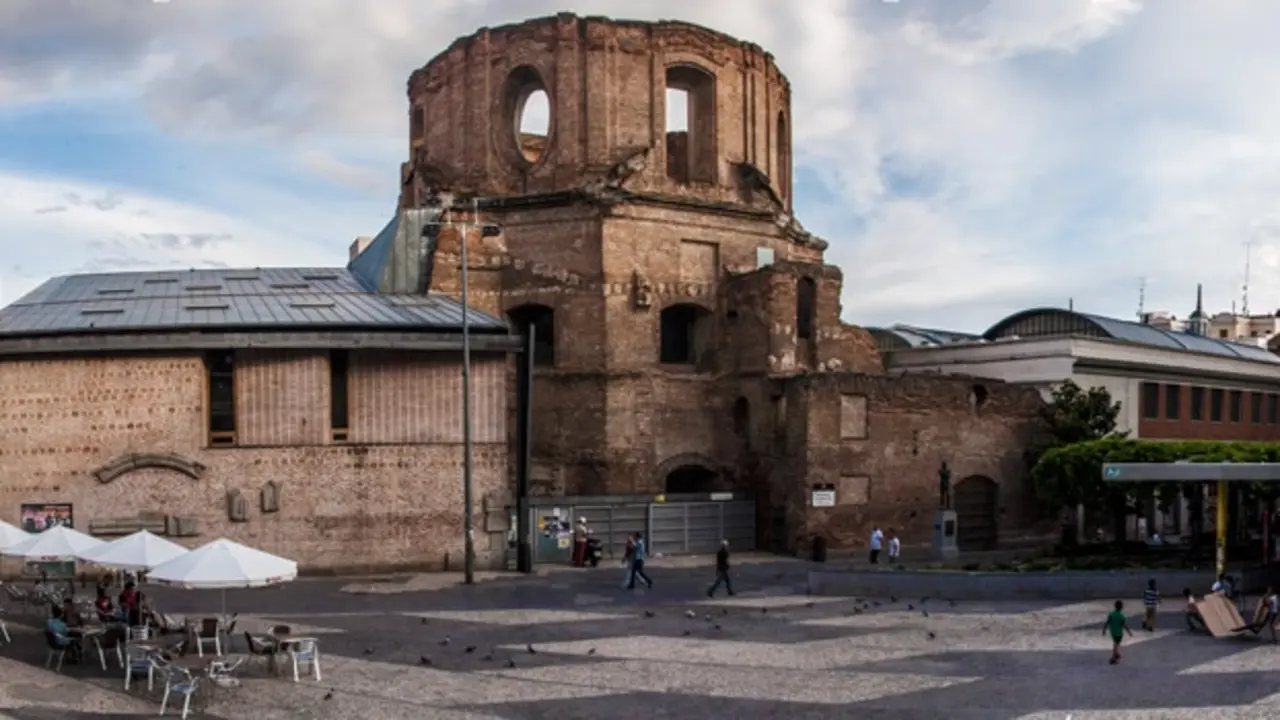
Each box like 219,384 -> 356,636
626,532 -> 654,590
620,533 -> 637,589
707,539 -> 735,597
1141,578 -> 1160,631
869,526 -> 884,564
887,529 -> 901,566
1104,600 -> 1134,664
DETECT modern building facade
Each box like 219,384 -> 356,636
872,307 -> 1280,442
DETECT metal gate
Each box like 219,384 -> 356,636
526,492 -> 755,565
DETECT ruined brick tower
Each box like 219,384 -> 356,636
399,13 -> 886,499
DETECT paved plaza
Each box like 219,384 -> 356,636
2,563 -> 1280,718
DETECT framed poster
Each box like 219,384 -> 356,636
19,503 -> 76,578
20,503 -> 74,532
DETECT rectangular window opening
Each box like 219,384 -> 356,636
1164,384 -> 1181,420
206,351 -> 236,445
1269,394 -> 1278,425
1190,386 -> 1204,421
330,350 -> 349,441
1251,392 -> 1263,424
1230,390 -> 1243,423
1210,388 -> 1224,422
1140,382 -> 1160,420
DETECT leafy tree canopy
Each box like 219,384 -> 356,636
1039,379 -> 1124,446
1031,437 -> 1280,512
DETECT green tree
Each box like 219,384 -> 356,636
1038,379 -> 1124,446
1026,380 -> 1125,543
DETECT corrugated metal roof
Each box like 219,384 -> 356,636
0,267 -> 507,337
984,307 -> 1280,364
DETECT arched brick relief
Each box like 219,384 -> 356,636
496,64 -> 556,171
92,452 -> 207,485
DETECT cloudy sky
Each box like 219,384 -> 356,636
1,0 -> 1276,331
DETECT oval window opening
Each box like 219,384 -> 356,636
517,89 -> 550,163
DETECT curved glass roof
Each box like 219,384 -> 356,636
983,308 -> 1280,364
867,324 -> 981,350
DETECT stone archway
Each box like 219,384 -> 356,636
657,453 -> 720,495
954,475 -> 998,551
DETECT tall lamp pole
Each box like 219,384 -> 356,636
458,197 -> 478,585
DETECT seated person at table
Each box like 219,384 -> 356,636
46,606 -> 80,661
94,587 -> 116,621
118,582 -> 138,616
1184,588 -> 1206,632
33,571 -> 54,597
61,598 -> 83,628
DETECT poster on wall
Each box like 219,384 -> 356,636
20,503 -> 74,532
18,503 -> 76,578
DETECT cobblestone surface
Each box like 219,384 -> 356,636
3,564 -> 1280,718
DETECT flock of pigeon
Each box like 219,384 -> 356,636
317,593 -> 961,702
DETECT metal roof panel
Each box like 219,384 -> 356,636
0,267 -> 507,337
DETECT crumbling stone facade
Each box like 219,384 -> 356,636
397,13 -> 1050,552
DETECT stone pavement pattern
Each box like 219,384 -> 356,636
3,567 -> 1280,718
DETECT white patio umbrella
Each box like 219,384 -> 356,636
146,538 -> 297,614
1,524 -> 103,561
147,538 -> 296,589
0,520 -> 29,551
77,530 -> 188,572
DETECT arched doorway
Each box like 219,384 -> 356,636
665,465 -> 718,495
954,475 -> 998,551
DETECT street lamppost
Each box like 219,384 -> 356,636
428,196 -> 501,585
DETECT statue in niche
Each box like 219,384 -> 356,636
938,461 -> 952,511
260,481 -> 282,514
632,270 -> 653,310
226,490 -> 249,523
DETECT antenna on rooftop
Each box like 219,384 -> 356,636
1242,238 -> 1253,316
1137,276 -> 1147,321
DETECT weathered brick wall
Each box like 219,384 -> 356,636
763,373 -> 1046,553
399,13 -> 1049,553
0,354 -> 510,574
407,13 -> 792,207
236,350 -> 328,446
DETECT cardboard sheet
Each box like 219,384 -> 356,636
1194,593 -> 1249,637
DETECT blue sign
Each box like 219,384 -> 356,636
1104,466 -> 1121,479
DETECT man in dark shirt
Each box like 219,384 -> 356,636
707,539 -> 735,597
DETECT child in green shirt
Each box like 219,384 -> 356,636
1104,599 -> 1134,664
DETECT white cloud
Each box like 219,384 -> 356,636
5,1 -> 1280,329
0,172 -> 339,304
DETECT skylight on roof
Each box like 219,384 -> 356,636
143,278 -> 178,284
271,283 -> 310,290
185,284 -> 222,292
224,275 -> 260,282
301,274 -> 339,281
81,308 -> 124,316
184,304 -> 230,311
96,288 -> 134,296
289,301 -> 335,309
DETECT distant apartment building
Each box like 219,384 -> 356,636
1142,284 -> 1280,346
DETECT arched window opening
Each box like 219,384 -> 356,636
659,304 -> 711,366
796,277 -> 817,341
504,66 -> 552,166
776,111 -> 790,200
508,304 -> 556,367
665,65 -> 717,184
665,465 -> 718,495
